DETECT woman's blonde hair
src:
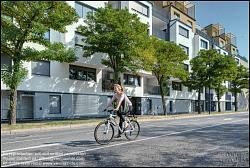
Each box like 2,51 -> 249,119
113,84 -> 124,92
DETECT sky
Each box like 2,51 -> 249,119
192,1 -> 249,61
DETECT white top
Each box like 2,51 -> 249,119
106,93 -> 132,109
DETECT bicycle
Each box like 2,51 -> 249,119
94,109 -> 140,145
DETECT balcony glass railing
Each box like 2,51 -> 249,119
144,86 -> 161,95
152,29 -> 167,41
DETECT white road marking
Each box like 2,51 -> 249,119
224,118 -> 233,121
1,131 -> 93,144
1,143 -> 64,155
2,118 -> 248,167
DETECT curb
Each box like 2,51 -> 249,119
1,111 -> 248,135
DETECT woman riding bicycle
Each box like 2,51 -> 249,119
103,84 -> 133,138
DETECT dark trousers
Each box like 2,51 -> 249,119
117,106 -> 133,134
117,110 -> 125,134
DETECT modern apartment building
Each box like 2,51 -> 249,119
1,1 -> 248,120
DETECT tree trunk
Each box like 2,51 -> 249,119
234,92 -> 238,112
113,71 -> 120,85
159,83 -> 167,115
198,90 -> 201,114
8,60 -> 21,125
9,88 -> 17,125
217,92 -> 221,112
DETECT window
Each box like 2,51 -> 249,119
187,20 -> 192,27
49,95 -> 61,114
131,1 -> 149,17
44,30 -> 50,41
32,60 -> 50,76
174,12 -> 180,20
172,82 -> 182,91
69,65 -> 96,82
102,70 -> 115,92
75,2 -> 96,19
188,87 -> 192,92
179,26 -> 189,38
220,40 -> 224,47
123,74 -> 141,86
183,64 -> 189,71
179,44 -> 189,55
200,39 -> 208,49
1,54 -> 12,71
235,58 -> 240,65
75,31 -> 85,47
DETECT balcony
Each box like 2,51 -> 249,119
225,33 -> 237,47
152,29 -> 167,41
162,1 -> 195,19
144,85 -> 161,95
203,23 -> 225,37
152,4 -> 169,22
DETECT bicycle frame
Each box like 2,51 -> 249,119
105,112 -> 135,134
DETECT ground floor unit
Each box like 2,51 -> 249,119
1,90 -> 248,121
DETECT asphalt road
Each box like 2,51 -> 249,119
1,112 -> 249,167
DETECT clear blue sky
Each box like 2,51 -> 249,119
192,1 -> 249,60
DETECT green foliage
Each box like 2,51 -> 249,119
77,5 -> 148,83
139,36 -> 189,82
22,43 -> 77,62
1,1 -> 79,124
229,65 -> 249,111
1,63 -> 28,89
138,36 -> 189,114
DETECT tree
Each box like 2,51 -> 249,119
229,65 -> 249,111
183,73 -> 205,114
209,55 -> 237,112
76,5 -> 148,84
138,36 -> 188,115
1,1 -> 79,125
183,49 -> 212,114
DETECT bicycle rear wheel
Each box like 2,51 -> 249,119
125,120 -> 140,141
94,121 -> 114,145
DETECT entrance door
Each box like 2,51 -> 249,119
146,99 -> 152,114
21,96 -> 34,119
130,97 -> 141,115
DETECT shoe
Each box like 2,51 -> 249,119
114,134 -> 121,138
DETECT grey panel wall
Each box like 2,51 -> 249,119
73,94 -> 99,116
168,99 -> 191,114
151,98 -> 163,115
1,91 -> 9,120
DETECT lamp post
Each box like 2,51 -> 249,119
207,64 -> 211,115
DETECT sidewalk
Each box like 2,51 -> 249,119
1,111 -> 247,135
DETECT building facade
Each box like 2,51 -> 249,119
1,1 -> 249,120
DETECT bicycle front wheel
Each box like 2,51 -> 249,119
125,120 -> 140,141
94,121 -> 114,145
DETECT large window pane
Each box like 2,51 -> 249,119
75,2 -> 96,19
124,74 -> 141,86
75,2 -> 83,17
179,26 -> 189,38
131,1 -> 149,17
82,6 -> 93,18
69,65 -> 96,82
179,44 -> 189,55
200,39 -> 208,49
49,95 -> 61,114
32,60 -> 50,76
1,54 -> 12,71
172,81 -> 182,91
